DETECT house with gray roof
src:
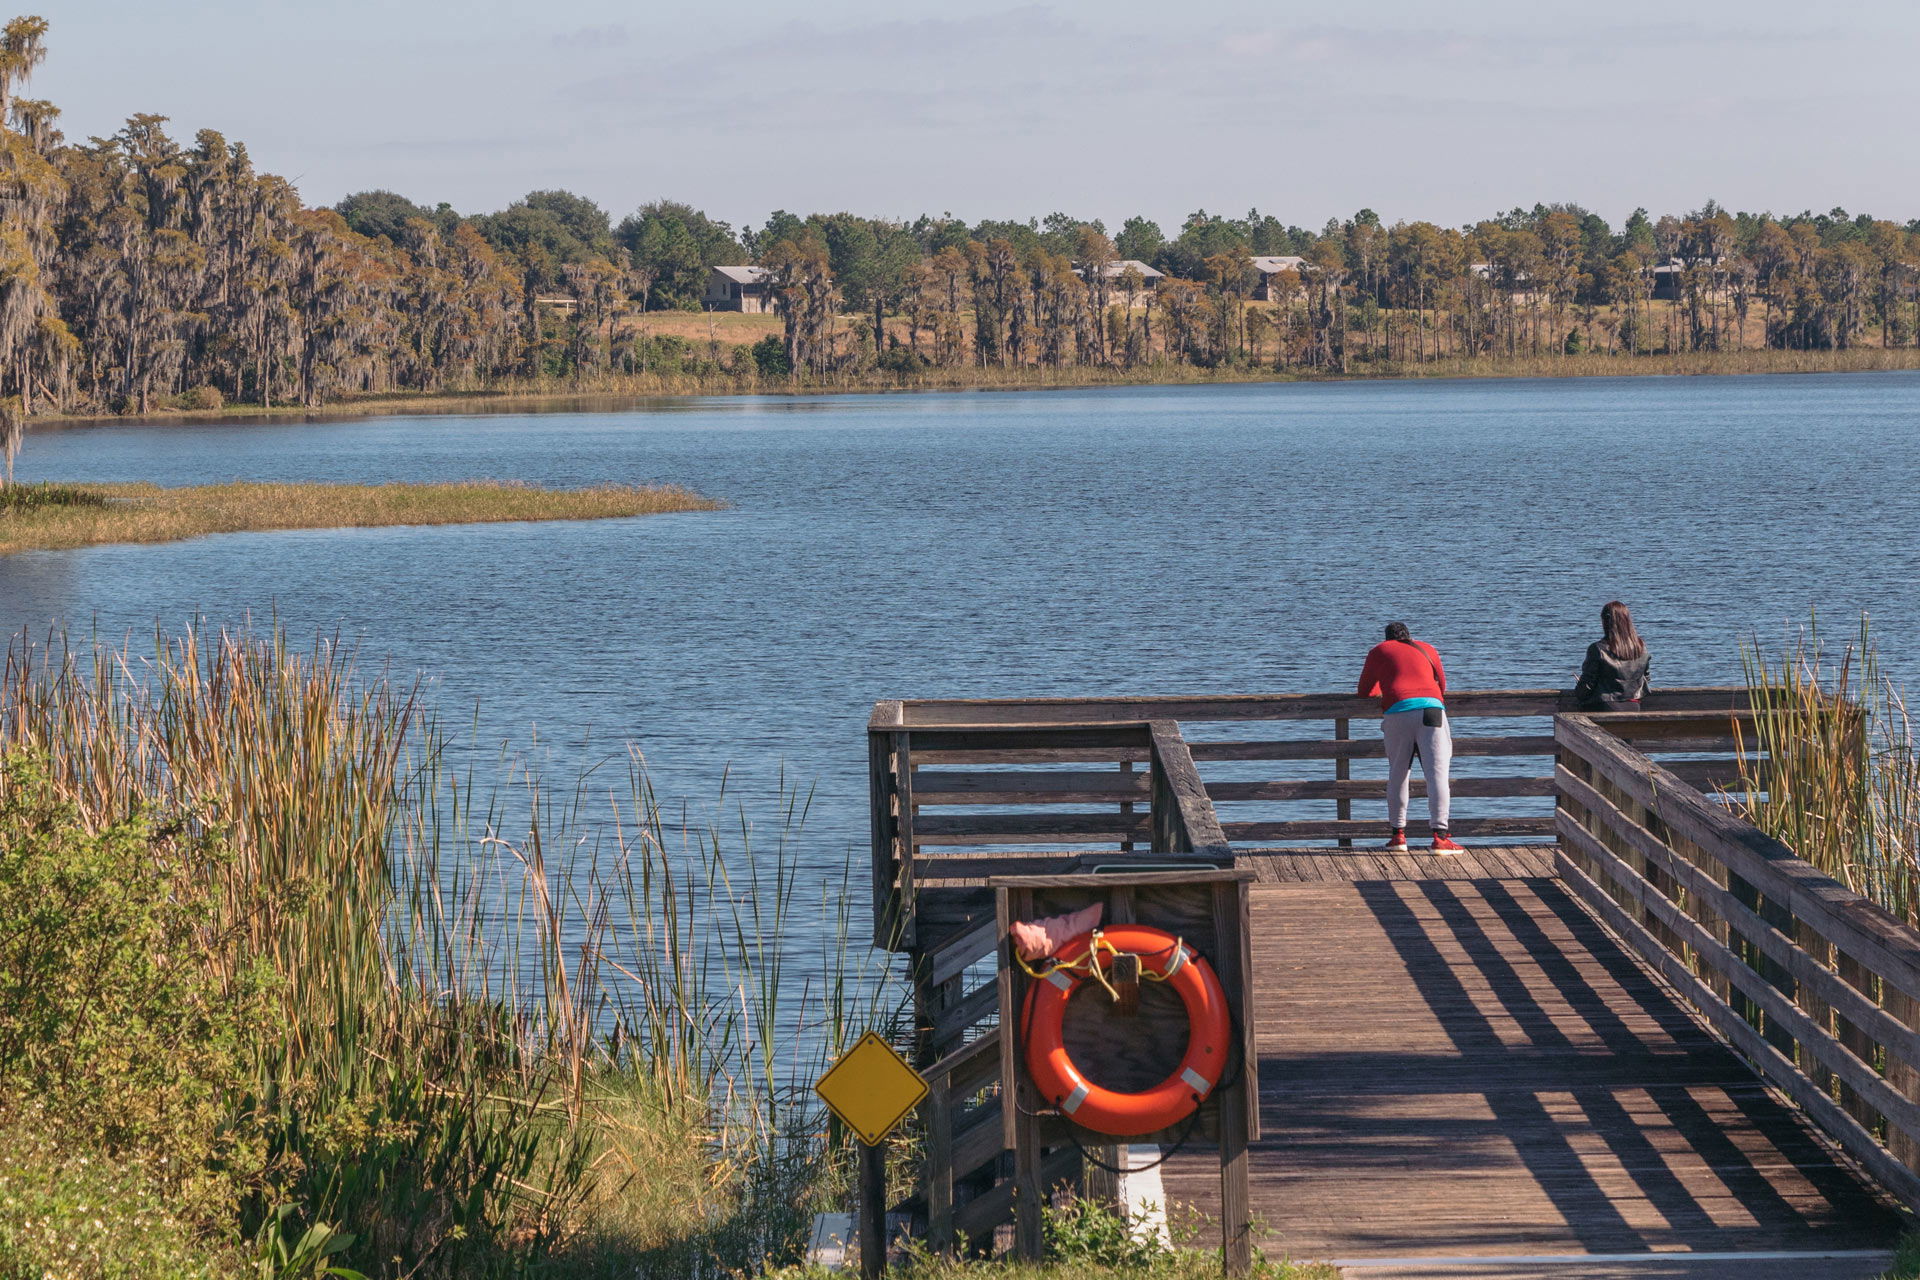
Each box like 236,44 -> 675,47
704,265 -> 776,313
1076,259 -> 1165,291
1249,256 -> 1308,301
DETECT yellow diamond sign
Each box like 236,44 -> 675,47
814,1031 -> 929,1146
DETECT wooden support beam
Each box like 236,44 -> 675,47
1190,733 -> 1558,761
915,812 -> 1154,844
892,686 -> 1753,727
1222,815 -> 1557,841
925,918 -> 999,987
1209,775 -> 1556,802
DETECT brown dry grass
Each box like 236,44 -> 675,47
616,309 -> 782,342
0,480 -> 723,555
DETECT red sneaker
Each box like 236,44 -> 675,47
1382,828 -> 1408,852
1430,833 -> 1465,853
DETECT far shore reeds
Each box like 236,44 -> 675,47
28,344 -> 1920,431
0,479 -> 723,555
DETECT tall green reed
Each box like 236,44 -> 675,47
0,621 -> 888,1277
1737,615 -> 1920,923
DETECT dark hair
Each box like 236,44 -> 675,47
1384,622 -> 1411,642
1601,601 -> 1645,661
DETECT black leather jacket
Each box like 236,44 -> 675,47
1575,642 -> 1651,709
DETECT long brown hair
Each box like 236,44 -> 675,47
1601,601 -> 1645,661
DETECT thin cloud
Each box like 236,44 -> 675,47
573,6 -> 1105,109
551,24 -> 630,51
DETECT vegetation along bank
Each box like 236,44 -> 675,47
0,480 -> 720,554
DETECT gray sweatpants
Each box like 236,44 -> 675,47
1382,709 -> 1452,829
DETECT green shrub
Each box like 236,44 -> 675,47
175,385 -> 226,411
750,334 -> 791,378
0,753 -> 270,1226
0,1117 -> 236,1280
877,344 -> 930,375
0,484 -> 107,513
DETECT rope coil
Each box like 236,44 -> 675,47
1014,927 -> 1185,1005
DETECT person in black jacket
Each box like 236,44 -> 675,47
1575,600 -> 1652,710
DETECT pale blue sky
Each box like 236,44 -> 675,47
31,0 -> 1920,234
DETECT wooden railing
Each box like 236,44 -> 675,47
1555,711 -> 1920,1211
872,689 -> 1754,952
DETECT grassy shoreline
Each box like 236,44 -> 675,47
24,346 -> 1920,429
0,480 -> 722,554
0,622 -> 863,1278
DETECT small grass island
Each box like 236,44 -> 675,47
0,480 -> 723,554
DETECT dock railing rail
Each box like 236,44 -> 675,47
870,688 -> 1755,951
1555,709 -> 1920,1209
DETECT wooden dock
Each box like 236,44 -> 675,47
1164,862 -> 1902,1273
866,692 -> 1920,1277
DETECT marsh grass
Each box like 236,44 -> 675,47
0,480 -> 722,554
37,344 -> 1920,430
0,622 -> 884,1278
0,481 -> 107,511
1736,616 -> 1920,921
1358,346 -> 1920,382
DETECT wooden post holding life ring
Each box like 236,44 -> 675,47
1021,923 -> 1232,1138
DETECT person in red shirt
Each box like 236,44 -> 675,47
1356,622 -> 1464,853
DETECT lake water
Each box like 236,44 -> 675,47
6,372 -> 1919,975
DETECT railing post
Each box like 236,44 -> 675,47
869,702 -> 912,950
1147,720 -> 1232,858
923,1062 -> 955,1255
1889,986 -> 1920,1172
869,729 -> 899,949
1335,716 -> 1351,848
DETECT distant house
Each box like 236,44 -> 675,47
1649,262 -> 1684,301
1076,259 -> 1165,294
1249,256 -> 1308,301
1468,262 -> 1542,304
704,266 -> 776,313
1648,257 -> 1729,301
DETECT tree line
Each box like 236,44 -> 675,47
3,13 -> 1920,476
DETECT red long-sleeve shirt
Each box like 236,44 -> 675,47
1357,639 -> 1447,712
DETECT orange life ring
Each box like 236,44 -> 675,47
1021,924 -> 1232,1138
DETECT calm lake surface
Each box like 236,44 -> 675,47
7,371 -> 1920,966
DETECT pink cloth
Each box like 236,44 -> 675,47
1010,904 -> 1104,962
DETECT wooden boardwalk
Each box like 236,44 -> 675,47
873,695 -> 1920,1278
1160,852 -> 1905,1276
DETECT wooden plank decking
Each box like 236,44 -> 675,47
1158,858 -> 1906,1276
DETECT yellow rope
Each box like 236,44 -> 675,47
1015,929 -> 1186,1002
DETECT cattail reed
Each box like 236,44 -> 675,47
1737,615 -> 1920,924
0,621 -> 886,1276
